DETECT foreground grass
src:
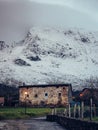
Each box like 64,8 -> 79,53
92,117 -> 98,122
84,117 -> 98,122
1,107 -> 98,122
0,107 -> 52,120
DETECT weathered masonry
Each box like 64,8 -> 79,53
19,84 -> 72,107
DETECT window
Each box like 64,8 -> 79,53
27,94 -> 29,97
58,93 -> 61,97
45,93 -> 48,97
63,87 -> 65,90
35,94 -> 38,98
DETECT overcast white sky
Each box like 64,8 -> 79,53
30,0 -> 98,18
0,0 -> 98,43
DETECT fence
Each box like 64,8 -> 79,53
50,103 -> 98,121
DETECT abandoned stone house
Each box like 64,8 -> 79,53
19,84 -> 72,107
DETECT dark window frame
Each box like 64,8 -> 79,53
34,94 -> 38,98
45,93 -> 48,97
58,93 -> 61,97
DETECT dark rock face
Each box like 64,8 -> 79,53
27,56 -> 41,61
0,41 -> 8,50
14,59 -> 31,66
81,37 -> 90,43
64,30 -> 74,35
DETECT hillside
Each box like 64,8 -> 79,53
0,27 -> 98,90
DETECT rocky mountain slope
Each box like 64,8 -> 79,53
0,27 -> 98,90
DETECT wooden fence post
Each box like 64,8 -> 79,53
78,105 -> 80,118
64,108 -> 67,116
51,108 -> 54,115
68,103 -> 71,117
93,104 -> 96,117
54,108 -> 57,115
90,98 -> 93,121
81,101 -> 84,119
74,104 -> 76,118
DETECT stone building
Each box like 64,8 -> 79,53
79,88 -> 98,106
19,84 -> 72,107
0,97 -> 4,106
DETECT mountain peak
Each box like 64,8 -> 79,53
0,27 -> 98,90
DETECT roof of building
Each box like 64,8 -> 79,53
19,83 -> 72,88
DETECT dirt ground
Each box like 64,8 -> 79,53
0,117 -> 67,130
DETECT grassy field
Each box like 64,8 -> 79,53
92,117 -> 98,122
1,107 -> 98,122
0,107 -> 65,120
0,107 -> 52,119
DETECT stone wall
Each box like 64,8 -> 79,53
19,85 -> 72,107
46,115 -> 98,130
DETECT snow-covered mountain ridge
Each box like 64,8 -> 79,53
0,27 -> 98,90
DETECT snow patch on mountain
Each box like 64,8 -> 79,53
0,27 -> 98,90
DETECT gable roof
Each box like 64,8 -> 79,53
19,84 -> 72,88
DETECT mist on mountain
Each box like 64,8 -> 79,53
0,0 -> 98,43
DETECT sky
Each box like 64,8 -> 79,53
29,0 -> 98,21
0,0 -> 98,43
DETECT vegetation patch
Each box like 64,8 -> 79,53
0,107 -> 66,120
0,107 -> 52,120
81,37 -> 90,43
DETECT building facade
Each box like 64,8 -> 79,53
19,84 -> 72,107
0,97 -> 4,106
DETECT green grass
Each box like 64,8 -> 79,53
1,107 -> 98,122
92,117 -> 98,122
0,107 -> 66,120
0,107 -> 52,120
84,117 -> 98,122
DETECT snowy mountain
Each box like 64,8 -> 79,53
0,27 -> 98,90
